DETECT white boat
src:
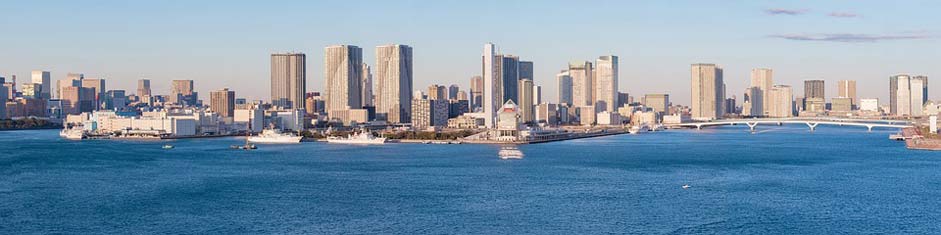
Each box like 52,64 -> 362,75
162,144 -> 174,149
60,128 -> 85,140
247,129 -> 302,143
629,125 -> 643,134
326,131 -> 386,145
498,146 -> 524,160
682,184 -> 690,189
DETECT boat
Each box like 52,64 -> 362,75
247,129 -> 302,144
230,144 -> 257,150
629,125 -> 643,134
682,184 -> 690,189
327,130 -> 386,145
60,128 -> 86,140
498,146 -> 524,160
162,144 -> 174,149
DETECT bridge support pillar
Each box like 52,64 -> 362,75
696,124 -> 702,130
746,122 -> 758,132
867,125 -> 873,132
806,122 -> 819,132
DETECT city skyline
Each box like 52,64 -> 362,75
0,1 -> 938,105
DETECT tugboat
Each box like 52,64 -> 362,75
326,129 -> 386,145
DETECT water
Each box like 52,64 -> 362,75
2,126 -> 940,234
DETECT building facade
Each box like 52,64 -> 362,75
375,44 -> 413,123
324,45 -> 363,120
690,63 -> 724,120
271,53 -> 306,109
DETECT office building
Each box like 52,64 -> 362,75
469,76 -> 483,110
81,78 -> 106,110
557,70 -> 573,106
483,43 -> 498,128
498,55 -> 520,104
837,80 -> 856,108
831,97 -> 853,112
31,70 -> 51,99
768,85 -> 793,118
890,75 -> 912,116
448,84 -> 459,100
690,63 -> 724,120
21,83 -> 42,99
324,45 -> 363,119
804,80 -> 825,100
210,88 -> 235,118
271,53 -> 306,109
362,63 -> 373,107
533,85 -> 542,105
411,98 -> 449,129
519,79 -> 534,124
860,99 -> 879,112
911,76 -> 928,116
375,44 -> 413,123
61,86 -> 96,114
643,94 -> 669,114
457,91 -> 468,101
594,55 -> 618,112
137,79 -> 151,97
750,68 -> 772,116
428,84 -> 446,100
569,61 -> 593,108
519,61 -> 533,81
170,80 -> 197,106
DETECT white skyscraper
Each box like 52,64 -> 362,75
483,43 -> 497,128
375,44 -> 413,123
324,45 -> 363,117
31,70 -> 51,99
594,55 -> 618,112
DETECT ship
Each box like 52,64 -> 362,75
247,129 -> 302,144
59,128 -> 86,140
326,130 -> 386,145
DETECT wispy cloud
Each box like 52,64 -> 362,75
828,12 -> 860,18
768,32 -> 933,43
764,8 -> 808,15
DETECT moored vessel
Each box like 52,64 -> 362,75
247,129 -> 302,143
326,130 -> 386,145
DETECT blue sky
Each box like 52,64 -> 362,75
0,0 -> 938,104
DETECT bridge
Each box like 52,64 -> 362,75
668,118 -> 913,132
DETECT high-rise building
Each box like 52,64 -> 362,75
743,87 -> 762,116
362,63 -> 373,107
469,76 -> 483,110
519,61 -> 534,81
837,80 -> 857,108
375,44 -> 413,123
804,80 -> 825,100
749,68 -> 772,116
324,45 -> 363,118
768,85 -> 793,118
21,83 -> 42,99
569,61 -> 593,108
557,70 -> 573,106
457,91 -> 468,101
643,94 -> 669,114
210,88 -> 236,118
57,73 -> 83,99
911,76 -> 927,116
690,63 -> 724,120
170,80 -> 197,106
60,86 -> 95,114
519,79 -> 534,123
914,75 -> 929,105
594,55 -> 618,112
533,85 -> 542,105
448,84 -> 460,100
81,78 -> 106,110
483,43 -> 498,128
137,79 -> 151,97
271,53 -> 306,109
890,75 -> 912,116
31,70 -> 51,99
498,55 -> 520,104
410,98 -> 449,130
428,85 -> 446,100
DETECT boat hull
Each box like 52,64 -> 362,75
247,137 -> 302,143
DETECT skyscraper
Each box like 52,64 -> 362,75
210,88 -> 235,118
533,85 -> 542,105
569,61 -> 593,108
362,63 -> 373,107
57,73 -> 83,99
643,94 -> 670,114
890,75 -> 911,116
170,80 -> 197,106
499,55 -> 520,104
691,63 -> 724,120
557,70 -> 573,106
837,80 -> 857,108
518,61 -> 534,81
768,85 -> 793,117
469,76 -> 483,110
375,44 -> 413,123
81,78 -> 106,110
137,79 -> 151,97
804,80 -> 825,100
324,45 -> 363,118
519,79 -> 534,124
271,53 -> 306,109
427,85 -> 446,100
749,68 -> 772,116
594,55 -> 618,112
31,70 -> 50,99
910,76 -> 927,116
448,84 -> 460,100
483,43 -> 497,128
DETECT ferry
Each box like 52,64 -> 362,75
498,146 -> 524,160
247,129 -> 302,144
59,128 -> 86,140
327,131 -> 386,145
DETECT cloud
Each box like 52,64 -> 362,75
768,33 -> 933,43
828,12 -> 860,18
764,8 -> 808,15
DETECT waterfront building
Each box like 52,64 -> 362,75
831,97 -> 853,113
304,92 -> 325,115
103,90 -> 127,110
570,61 -> 593,108
325,45 -> 363,120
494,100 -> 521,141
0,85 -> 6,118
596,111 -> 622,125
557,70 -> 573,106
170,80 -> 198,107
767,85 -> 793,118
804,97 -> 826,113
448,84 -> 460,100
518,79 -> 534,124
837,80 -> 857,108
890,75 -> 912,116
750,68 -> 773,116
327,109 -> 368,126
690,63 -> 724,120
578,106 -> 596,126
469,76 -> 483,110
234,106 -> 264,132
137,79 -> 151,97
859,98 -> 879,112
804,80 -> 825,101
594,55 -> 618,112
725,96 -> 737,115
270,53 -> 306,109
375,44 -> 413,124
210,88 -> 235,118
411,98 -> 449,130
642,94 -> 669,115
61,86 -> 95,115
631,110 -> 658,126
483,43 -> 498,128
31,70 -> 51,99
447,114 -> 485,129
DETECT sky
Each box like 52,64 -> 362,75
0,0 -> 938,105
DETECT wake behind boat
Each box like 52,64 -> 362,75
326,131 -> 386,145
247,129 -> 302,144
